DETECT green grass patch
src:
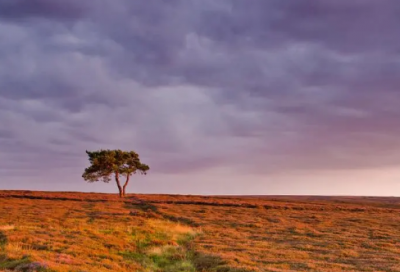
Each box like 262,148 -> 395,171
0,256 -> 31,270
121,227 -> 250,272
120,228 -> 197,271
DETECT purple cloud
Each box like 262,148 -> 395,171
1,0 -> 400,194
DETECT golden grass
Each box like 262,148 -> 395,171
0,226 -> 14,231
0,191 -> 400,271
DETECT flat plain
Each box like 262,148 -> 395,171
0,191 -> 399,272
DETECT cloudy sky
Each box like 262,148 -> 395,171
1,0 -> 400,196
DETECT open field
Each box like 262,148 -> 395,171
0,191 -> 400,272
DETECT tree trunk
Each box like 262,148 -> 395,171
115,172 -> 123,198
122,174 -> 131,197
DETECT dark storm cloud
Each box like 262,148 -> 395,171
1,0 -> 400,184
0,0 -> 87,20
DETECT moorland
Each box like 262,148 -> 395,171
0,190 -> 400,272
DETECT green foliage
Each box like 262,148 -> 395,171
82,149 -> 149,183
0,256 -> 30,270
120,247 -> 195,272
119,231 -> 197,272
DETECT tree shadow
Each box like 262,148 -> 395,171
124,197 -> 200,227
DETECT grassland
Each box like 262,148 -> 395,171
0,191 -> 400,272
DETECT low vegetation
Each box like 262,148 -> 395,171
1,191 -> 400,271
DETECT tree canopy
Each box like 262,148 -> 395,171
82,149 -> 149,197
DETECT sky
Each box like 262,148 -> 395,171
1,0 -> 400,196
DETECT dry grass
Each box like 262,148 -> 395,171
0,190 -> 400,271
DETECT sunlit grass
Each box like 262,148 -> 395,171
0,191 -> 400,271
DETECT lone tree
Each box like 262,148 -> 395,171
82,149 -> 149,197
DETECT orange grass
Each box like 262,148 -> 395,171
0,191 -> 400,271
